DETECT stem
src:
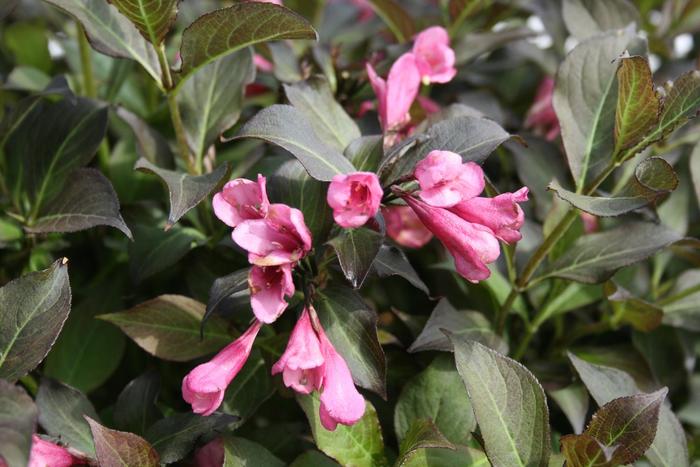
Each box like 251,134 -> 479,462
657,283 -> 700,306
156,44 -> 195,174
495,288 -> 518,335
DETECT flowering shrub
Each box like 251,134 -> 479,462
2,0 -> 700,466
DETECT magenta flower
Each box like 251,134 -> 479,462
524,76 -> 560,141
450,187 -> 529,243
182,321 -> 262,416
366,53 -> 421,133
412,26 -> 457,84
232,204 -> 312,266
403,195 -> 500,282
414,150 -> 485,208
383,206 -> 433,248
317,326 -> 366,431
327,172 -> 383,228
28,436 -> 80,467
249,264 -> 295,323
213,175 -> 269,227
272,308 -> 325,394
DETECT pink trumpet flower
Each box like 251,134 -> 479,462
366,53 -> 421,134
412,26 -> 457,84
382,206 -> 433,248
213,175 -> 269,228
327,172 -> 383,228
249,264 -> 295,324
28,436 -> 82,467
414,150 -> 485,208
450,187 -> 529,243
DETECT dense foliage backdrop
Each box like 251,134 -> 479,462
2,0 -> 700,466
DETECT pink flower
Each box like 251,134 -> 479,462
403,195 -> 500,282
249,264 -> 295,323
253,54 -> 274,72
272,308 -> 325,394
412,26 -> 457,84
182,321 -> 262,416
28,436 -> 79,467
213,175 -> 269,227
524,77 -> 560,141
581,212 -> 598,234
327,172 -> 383,228
317,326 -> 366,431
232,204 -> 312,266
194,438 -> 224,467
414,150 -> 485,208
450,187 -> 529,243
417,95 -> 440,115
366,53 -> 421,133
383,206 -> 433,248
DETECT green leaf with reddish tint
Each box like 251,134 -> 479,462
449,335 -> 551,467
98,295 -> 232,362
396,419 -> 454,466
366,0 -> 415,43
0,258 -> 71,382
327,227 -> 384,289
87,417 -> 159,467
177,3 -> 316,87
560,433 -> 617,467
107,0 -> 179,44
614,56 -> 661,156
605,282 -> 663,332
652,70 -> 700,141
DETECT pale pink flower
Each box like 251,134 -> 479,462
581,212 -> 599,234
412,26 -> 457,84
213,175 -> 269,227
366,53 -> 421,133
182,321 -> 262,416
403,195 -> 500,282
382,206 -> 433,248
249,264 -> 295,323
272,308 -> 325,394
524,77 -> 560,141
253,54 -> 274,72
327,172 -> 383,228
232,204 -> 312,266
194,438 -> 224,467
317,326 -> 366,431
28,436 -> 79,467
414,150 -> 485,207
450,187 -> 529,243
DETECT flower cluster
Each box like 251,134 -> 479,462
366,26 -> 457,141
398,150 -> 528,282
182,175 -> 365,430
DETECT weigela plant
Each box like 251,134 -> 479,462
1,1 -> 700,466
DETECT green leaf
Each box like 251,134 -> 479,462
549,384 -> 590,434
401,446 -> 490,467
614,56 -> 661,156
0,258 -> 71,382
662,269 -> 700,330
285,79 -> 361,153
606,282 -> 663,332
98,295 -> 232,361
328,228 -> 384,289
290,450 -> 340,467
548,157 -> 677,217
204,268 -> 251,326
569,353 -> 689,467
5,96 -> 108,215
690,142 -> 700,205
43,0 -> 161,82
116,107 -> 174,169
565,389 -> 667,465
454,27 -> 536,65
223,436 -> 285,467
344,135 -> 383,173
366,0 -> 415,43
44,293 -> 127,393
177,3 -> 316,87
178,49 -> 255,159
222,350 -> 275,422
409,299 -> 507,354
268,159 -> 334,242
0,380 -> 37,467
134,158 -> 230,228
107,0 -> 179,44
394,355 -> 475,445
27,168 -> 132,239
314,286 -> 386,397
87,417 -> 160,467
542,222 -> 683,284
450,336 -> 551,467
297,394 -> 388,467
396,419 -> 455,466
652,70 -> 700,142
372,245 -> 429,295
562,0 -> 640,39
379,116 -> 510,185
114,371 -> 161,435
128,224 -> 206,283
35,378 -> 99,457
146,412 -> 238,464
553,29 -> 639,189
233,105 -> 356,181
